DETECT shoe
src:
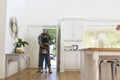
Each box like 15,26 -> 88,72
36,69 -> 40,73
45,69 -> 47,73
41,69 -> 43,73
49,70 -> 52,73
48,67 -> 52,73
49,69 -> 52,73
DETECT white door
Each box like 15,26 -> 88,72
28,26 -> 43,68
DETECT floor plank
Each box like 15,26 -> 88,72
6,68 -> 80,80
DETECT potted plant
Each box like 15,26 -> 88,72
15,38 -> 29,53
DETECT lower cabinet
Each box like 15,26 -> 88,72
64,51 -> 80,70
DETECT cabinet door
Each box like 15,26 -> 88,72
62,20 -> 74,40
73,20 -> 83,40
64,51 -> 80,70
64,51 -> 75,70
61,19 -> 83,40
74,52 -> 80,69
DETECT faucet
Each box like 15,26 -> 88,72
72,45 -> 78,50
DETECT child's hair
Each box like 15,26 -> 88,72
40,43 -> 49,53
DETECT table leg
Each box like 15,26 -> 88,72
17,58 -> 20,80
5,56 -> 8,80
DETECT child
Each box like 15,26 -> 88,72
40,43 -> 49,73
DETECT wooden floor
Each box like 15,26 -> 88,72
6,68 -> 80,80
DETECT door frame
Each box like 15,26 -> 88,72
43,25 -> 60,72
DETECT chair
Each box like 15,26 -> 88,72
99,59 -> 120,80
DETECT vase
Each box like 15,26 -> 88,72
16,47 -> 23,54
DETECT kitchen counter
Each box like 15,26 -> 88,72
64,50 -> 80,51
79,48 -> 120,51
79,48 -> 120,80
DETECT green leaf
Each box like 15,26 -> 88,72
16,38 -> 29,47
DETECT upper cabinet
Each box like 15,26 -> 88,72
61,19 -> 74,40
73,19 -> 83,40
61,19 -> 83,41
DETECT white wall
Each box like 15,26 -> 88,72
5,0 -> 27,53
0,54 -> 5,79
0,0 -> 7,79
26,0 -> 120,25
0,0 -> 7,54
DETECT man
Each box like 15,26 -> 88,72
37,29 -> 52,73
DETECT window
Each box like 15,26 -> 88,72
84,26 -> 120,48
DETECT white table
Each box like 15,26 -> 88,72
5,53 -> 30,80
79,48 -> 120,80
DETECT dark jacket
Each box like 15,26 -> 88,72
38,33 -> 52,45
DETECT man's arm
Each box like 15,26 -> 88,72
48,34 -> 53,45
38,35 -> 41,45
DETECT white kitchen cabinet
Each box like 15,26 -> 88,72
73,20 -> 83,40
64,51 -> 80,70
61,19 -> 74,40
61,19 -> 83,40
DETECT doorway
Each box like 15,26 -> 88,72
27,25 -> 60,71
47,29 -> 57,69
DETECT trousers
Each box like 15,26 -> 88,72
38,46 -> 51,69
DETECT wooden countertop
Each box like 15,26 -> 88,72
79,48 -> 120,51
